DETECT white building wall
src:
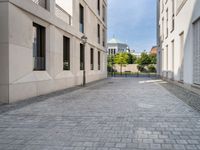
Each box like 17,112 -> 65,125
0,0 -> 107,103
157,0 -> 200,94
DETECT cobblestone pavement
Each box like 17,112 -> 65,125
0,78 -> 200,150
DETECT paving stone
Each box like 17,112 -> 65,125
0,78 -> 199,150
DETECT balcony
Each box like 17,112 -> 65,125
55,4 -> 71,25
32,0 -> 47,9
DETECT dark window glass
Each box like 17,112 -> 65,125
33,23 -> 46,71
97,0 -> 100,15
102,4 -> 105,22
80,44 -> 85,70
63,36 -> 70,70
90,48 -> 94,70
79,4 -> 84,33
102,29 -> 105,47
98,51 -> 100,70
98,24 -> 100,44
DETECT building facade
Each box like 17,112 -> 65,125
107,38 -> 129,55
157,0 -> 200,94
150,46 -> 158,55
0,0 -> 107,103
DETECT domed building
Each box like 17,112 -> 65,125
107,38 -> 129,55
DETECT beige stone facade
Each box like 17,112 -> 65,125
0,0 -> 107,103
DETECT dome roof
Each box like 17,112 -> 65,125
108,38 -> 125,44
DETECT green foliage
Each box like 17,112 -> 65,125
107,55 -> 115,72
137,65 -> 147,72
127,53 -> 137,64
136,52 -> 151,65
114,53 -> 129,65
147,64 -> 157,73
107,55 -> 114,67
149,54 -> 157,64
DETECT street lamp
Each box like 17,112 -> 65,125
81,35 -> 87,86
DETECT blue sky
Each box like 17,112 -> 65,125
108,0 -> 157,52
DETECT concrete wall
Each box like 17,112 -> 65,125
114,64 -> 139,73
0,0 -> 107,103
0,2 -> 9,103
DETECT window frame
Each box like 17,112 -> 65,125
63,36 -> 70,71
33,23 -> 46,71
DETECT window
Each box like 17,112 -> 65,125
97,24 -> 100,44
90,48 -> 94,70
102,28 -> 105,47
102,4 -> 106,22
166,9 -> 168,38
97,0 -> 100,15
79,4 -> 84,33
63,36 -> 70,70
33,23 -> 46,71
162,0 -> 164,13
98,51 -> 101,70
80,44 -> 85,70
162,17 -> 164,40
171,0 -> 175,32
194,19 -> 200,85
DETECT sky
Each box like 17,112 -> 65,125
108,0 -> 157,52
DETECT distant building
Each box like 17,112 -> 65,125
107,38 -> 129,55
132,52 -> 141,58
150,46 -> 158,55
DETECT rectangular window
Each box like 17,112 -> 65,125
193,19 -> 200,85
171,0 -> 175,32
63,36 -> 70,70
97,0 -> 100,15
97,24 -> 100,44
80,44 -> 85,70
98,51 -> 101,70
102,4 -> 106,22
79,4 -> 84,33
90,48 -> 94,70
166,9 -> 168,38
33,23 -> 46,71
102,29 -> 105,47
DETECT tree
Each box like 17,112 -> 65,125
147,64 -> 157,73
127,53 -> 137,64
107,55 -> 114,72
149,54 -> 157,64
136,52 -> 151,66
114,52 -> 129,75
